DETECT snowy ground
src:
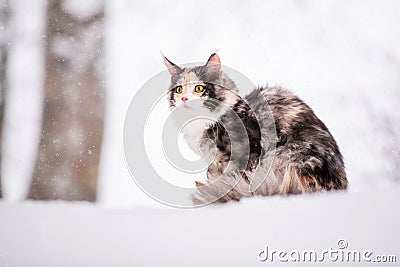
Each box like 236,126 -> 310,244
1,187 -> 399,266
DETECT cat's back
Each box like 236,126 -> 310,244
259,85 -> 315,127
245,85 -> 347,191
248,85 -> 332,144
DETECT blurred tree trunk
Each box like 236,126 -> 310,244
0,0 -> 10,199
28,0 -> 105,201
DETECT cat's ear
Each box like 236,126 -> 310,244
162,55 -> 181,76
205,53 -> 221,77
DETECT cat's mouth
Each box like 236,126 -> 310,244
182,103 -> 192,109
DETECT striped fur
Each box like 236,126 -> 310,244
164,53 -> 347,204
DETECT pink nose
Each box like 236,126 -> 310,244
181,97 -> 188,102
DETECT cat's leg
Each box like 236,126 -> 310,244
192,171 -> 253,204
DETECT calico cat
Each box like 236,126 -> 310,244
163,53 -> 347,204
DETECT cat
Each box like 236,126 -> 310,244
163,53 -> 347,204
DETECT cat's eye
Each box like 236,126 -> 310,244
194,85 -> 204,93
175,86 -> 183,94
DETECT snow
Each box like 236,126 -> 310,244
1,0 -> 46,201
0,1 -> 398,265
62,0 -> 103,20
0,187 -> 399,266
98,0 -> 400,207
0,0 -> 398,207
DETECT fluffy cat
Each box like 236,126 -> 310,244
163,53 -> 347,204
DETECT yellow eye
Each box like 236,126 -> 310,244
194,85 -> 204,93
175,86 -> 183,94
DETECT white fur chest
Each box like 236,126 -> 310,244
180,118 -> 211,154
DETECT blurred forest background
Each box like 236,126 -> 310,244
0,0 -> 104,202
0,0 -> 399,206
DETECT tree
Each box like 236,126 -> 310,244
0,0 -> 10,198
28,0 -> 105,201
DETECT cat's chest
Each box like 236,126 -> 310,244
181,119 -> 212,154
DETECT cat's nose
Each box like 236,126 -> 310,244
181,97 -> 188,102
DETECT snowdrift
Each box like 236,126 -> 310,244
1,187 -> 399,266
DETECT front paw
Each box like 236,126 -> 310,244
195,181 -> 205,187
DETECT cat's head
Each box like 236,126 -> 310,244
163,53 -> 239,114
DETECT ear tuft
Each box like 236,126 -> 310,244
162,54 -> 181,76
205,53 -> 221,77
206,53 -> 221,65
